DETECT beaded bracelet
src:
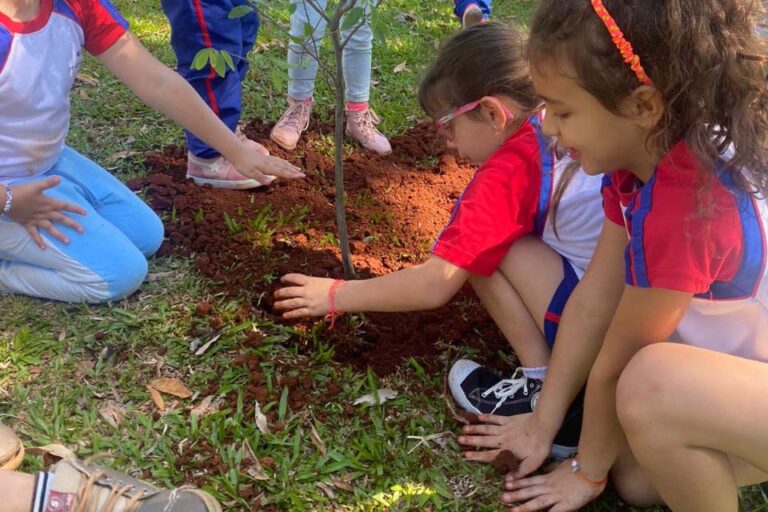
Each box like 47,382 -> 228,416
1,186 -> 12,216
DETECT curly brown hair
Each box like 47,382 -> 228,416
528,0 -> 768,193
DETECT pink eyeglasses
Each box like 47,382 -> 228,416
434,97 -> 514,140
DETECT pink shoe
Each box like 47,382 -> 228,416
270,97 -> 313,150
462,3 -> 485,28
187,134 -> 273,189
345,109 -> 392,155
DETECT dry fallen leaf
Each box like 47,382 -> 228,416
147,384 -> 166,411
27,444 -> 75,459
254,400 -> 270,435
106,150 -> 144,162
316,482 -> 336,499
243,438 -> 269,481
99,400 -> 125,427
190,395 -> 224,418
352,388 -> 398,406
150,377 -> 193,399
393,61 -> 409,73
309,422 -> 327,455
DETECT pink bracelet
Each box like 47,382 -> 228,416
324,279 -> 345,329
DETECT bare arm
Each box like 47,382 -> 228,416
274,255 -> 470,318
530,220 -> 628,445
96,32 -> 304,183
575,285 -> 691,481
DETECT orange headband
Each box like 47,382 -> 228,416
591,0 -> 654,86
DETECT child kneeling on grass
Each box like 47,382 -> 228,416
494,1 -> 768,510
0,189 -> 220,511
274,23 -> 604,464
0,0 -> 304,304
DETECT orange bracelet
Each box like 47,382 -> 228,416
570,458 -> 608,488
323,279 -> 345,329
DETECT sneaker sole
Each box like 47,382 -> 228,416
186,175 -> 266,190
343,130 -> 393,156
269,133 -> 299,151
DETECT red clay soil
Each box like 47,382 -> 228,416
130,119 -> 511,375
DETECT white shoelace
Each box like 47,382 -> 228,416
480,367 -> 529,414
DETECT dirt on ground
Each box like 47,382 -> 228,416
130,118 -> 511,376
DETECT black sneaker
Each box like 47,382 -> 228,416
449,359 -> 581,460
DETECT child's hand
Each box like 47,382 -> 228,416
458,413 -> 553,479
273,274 -> 336,318
231,140 -> 305,186
7,177 -> 86,249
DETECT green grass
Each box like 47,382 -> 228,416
1,1 -> 767,511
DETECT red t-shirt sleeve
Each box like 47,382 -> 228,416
625,167 -> 743,294
431,143 -> 541,276
68,0 -> 129,55
601,173 -> 625,226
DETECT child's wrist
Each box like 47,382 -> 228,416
570,457 -> 609,488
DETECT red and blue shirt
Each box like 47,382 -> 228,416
0,0 -> 128,183
432,116 -> 604,276
602,141 -> 768,361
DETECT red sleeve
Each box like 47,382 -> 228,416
626,164 -> 743,293
601,173 -> 625,226
67,0 -> 128,55
431,144 -> 540,276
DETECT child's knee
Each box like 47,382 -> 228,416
101,251 -> 148,301
616,344 -> 677,433
137,211 -> 165,257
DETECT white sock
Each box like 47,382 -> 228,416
522,366 -> 548,381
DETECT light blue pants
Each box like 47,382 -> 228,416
287,0 -> 373,103
0,147 -> 164,303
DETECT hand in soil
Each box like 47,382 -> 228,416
8,177 -> 87,249
502,459 -> 605,511
273,274 -> 338,318
231,143 -> 305,184
457,412 -> 552,479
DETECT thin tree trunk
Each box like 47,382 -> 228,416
329,10 -> 356,279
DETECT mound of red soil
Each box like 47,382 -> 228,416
130,119 -> 511,375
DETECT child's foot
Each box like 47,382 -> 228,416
345,109 -> 392,155
41,456 -> 222,511
449,359 -> 580,460
0,422 -> 24,470
461,3 -> 485,29
270,97 -> 313,150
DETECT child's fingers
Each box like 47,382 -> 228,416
35,175 -> 62,191
462,423 -> 501,436
280,273 -> 309,286
478,414 -> 516,425
56,200 -> 87,216
24,225 -> 47,249
260,155 -> 304,179
457,433 -> 503,449
273,298 -> 305,311
48,212 -> 84,233
38,221 -> 70,245
273,286 -> 305,300
462,449 -> 502,462
282,308 -> 314,319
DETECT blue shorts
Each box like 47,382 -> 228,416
543,256 -> 580,347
